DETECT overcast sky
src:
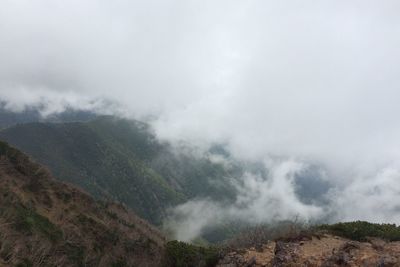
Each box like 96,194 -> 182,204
1,0 -> 400,228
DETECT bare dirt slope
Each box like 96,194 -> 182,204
217,234 -> 400,266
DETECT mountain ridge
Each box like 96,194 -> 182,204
0,116 -> 239,226
0,140 -> 166,266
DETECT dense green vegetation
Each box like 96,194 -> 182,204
0,116 -> 239,226
164,241 -> 220,267
318,221 -> 400,241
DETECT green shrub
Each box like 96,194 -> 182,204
111,259 -> 127,267
15,258 -> 33,267
14,206 -> 62,242
164,240 -> 220,267
318,221 -> 400,241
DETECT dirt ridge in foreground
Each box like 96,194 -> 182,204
217,234 -> 400,267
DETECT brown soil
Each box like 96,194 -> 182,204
217,234 -> 400,267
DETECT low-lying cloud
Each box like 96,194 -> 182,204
1,0 -> 400,240
165,160 -> 324,241
166,159 -> 400,242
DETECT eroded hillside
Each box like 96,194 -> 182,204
218,233 -> 400,266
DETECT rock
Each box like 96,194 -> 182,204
244,256 -> 256,267
272,241 -> 300,266
378,255 -> 398,266
367,237 -> 386,251
217,264 -> 237,267
256,243 -> 264,252
341,241 -> 360,251
322,241 -> 362,266
219,256 -> 233,264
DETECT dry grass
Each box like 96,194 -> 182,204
224,219 -> 311,250
0,141 -> 166,267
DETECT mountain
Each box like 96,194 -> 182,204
0,116 -> 239,225
0,105 -> 96,129
0,117 -> 183,224
0,141 -> 166,266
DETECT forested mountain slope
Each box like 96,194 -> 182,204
0,117 -> 239,225
0,105 -> 96,129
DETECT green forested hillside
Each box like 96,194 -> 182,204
0,105 -> 96,129
0,116 -> 238,225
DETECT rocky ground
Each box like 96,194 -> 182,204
217,234 -> 400,267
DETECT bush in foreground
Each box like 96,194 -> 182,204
164,240 -> 220,267
318,221 -> 400,241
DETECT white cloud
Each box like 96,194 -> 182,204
332,168 -> 400,224
165,160 -> 323,241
